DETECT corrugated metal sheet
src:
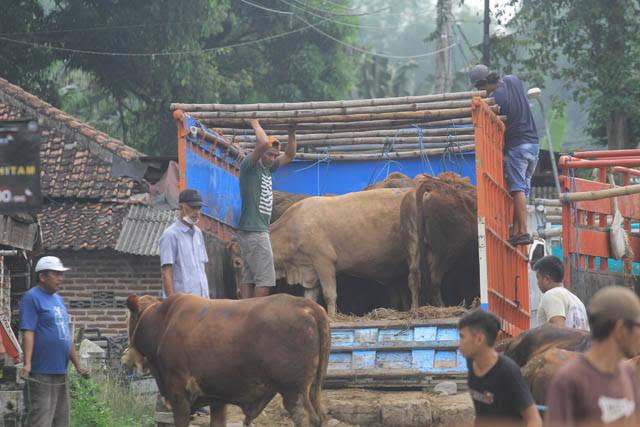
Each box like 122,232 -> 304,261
115,205 -> 177,256
326,318 -> 467,389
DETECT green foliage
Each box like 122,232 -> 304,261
0,0 -> 59,103
1,0 -> 360,154
70,371 -> 154,427
491,0 -> 640,149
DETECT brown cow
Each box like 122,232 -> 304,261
271,188 -> 411,316
521,348 -> 581,405
363,172 -> 414,190
272,191 -> 312,224
401,172 -> 479,307
501,324 -> 591,367
124,293 -> 330,427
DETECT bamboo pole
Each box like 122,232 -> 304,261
213,126 -> 476,140
197,112 -> 504,132
241,134 -> 476,148
310,142 -> 475,152
187,98 -> 494,120
171,90 -> 487,112
188,127 -> 244,159
561,184 -> 640,202
533,198 -> 562,207
292,144 -> 475,161
193,107 -> 486,126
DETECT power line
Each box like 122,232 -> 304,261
283,0 -> 392,17
239,0 -> 392,30
1,20 -> 205,36
0,23 -> 313,57
295,14 -> 457,60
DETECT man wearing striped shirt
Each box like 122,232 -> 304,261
237,119 -> 296,299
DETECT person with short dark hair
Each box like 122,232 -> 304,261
545,286 -> 640,426
532,255 -> 589,330
19,256 -> 90,427
459,310 -> 542,426
237,119 -> 296,299
470,64 -> 539,246
159,188 -> 209,298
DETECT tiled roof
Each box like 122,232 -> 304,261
0,77 -> 152,251
0,77 -> 146,201
115,205 -> 178,256
38,202 -> 130,251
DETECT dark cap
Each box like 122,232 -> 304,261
588,286 -> 640,324
470,64 -> 490,86
178,188 -> 205,207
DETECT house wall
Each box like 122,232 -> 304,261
52,249 -> 162,337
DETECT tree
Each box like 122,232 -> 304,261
493,0 -> 640,150
3,0 -> 360,154
0,0 -> 59,103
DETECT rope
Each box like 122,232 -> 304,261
417,126 -> 435,176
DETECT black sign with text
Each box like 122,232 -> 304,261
0,120 -> 42,212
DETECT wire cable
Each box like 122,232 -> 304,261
283,0 -> 392,17
295,14 -> 457,60
0,23 -> 313,57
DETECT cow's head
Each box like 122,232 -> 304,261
125,294 -> 160,344
121,346 -> 150,375
227,241 -> 244,297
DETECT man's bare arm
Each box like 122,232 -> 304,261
247,119 -> 270,167
278,125 -> 297,167
548,316 -> 566,327
19,330 -> 34,378
162,264 -> 174,297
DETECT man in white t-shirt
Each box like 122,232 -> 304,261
533,255 -> 589,330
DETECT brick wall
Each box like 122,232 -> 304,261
52,249 -> 162,337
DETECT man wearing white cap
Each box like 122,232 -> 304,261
19,256 -> 90,427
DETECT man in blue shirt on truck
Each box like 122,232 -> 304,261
470,64 -> 539,246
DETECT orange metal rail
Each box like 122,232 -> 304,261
472,97 -> 531,337
559,154 -> 640,286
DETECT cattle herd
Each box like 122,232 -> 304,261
232,171 -> 480,316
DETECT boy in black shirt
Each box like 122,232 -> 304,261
459,310 -> 541,426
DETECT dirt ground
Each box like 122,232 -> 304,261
187,389 -> 474,427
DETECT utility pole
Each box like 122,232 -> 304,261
482,0 -> 490,66
434,0 -> 452,93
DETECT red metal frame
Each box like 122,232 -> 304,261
559,154 -> 640,287
472,97 -> 531,337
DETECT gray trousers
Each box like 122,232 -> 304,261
23,374 -> 70,427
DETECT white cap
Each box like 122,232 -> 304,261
35,256 -> 70,272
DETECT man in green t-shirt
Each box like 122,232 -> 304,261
237,118 -> 297,298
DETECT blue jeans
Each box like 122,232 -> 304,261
504,143 -> 539,198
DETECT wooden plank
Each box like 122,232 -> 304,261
330,341 -> 460,352
330,317 -> 461,329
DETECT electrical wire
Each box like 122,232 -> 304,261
240,0 -> 392,30
295,14 -> 457,60
283,0 -> 392,17
0,23 -> 313,57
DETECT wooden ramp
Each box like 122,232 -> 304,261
326,318 -> 467,389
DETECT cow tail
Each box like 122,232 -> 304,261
310,305 -> 330,425
415,181 -> 430,305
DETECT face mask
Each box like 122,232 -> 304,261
183,215 -> 195,226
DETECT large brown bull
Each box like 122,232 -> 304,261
271,188 -> 411,316
124,293 -> 330,427
401,172 -> 479,307
501,324 -> 591,367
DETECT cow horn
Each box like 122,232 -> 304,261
126,294 -> 141,313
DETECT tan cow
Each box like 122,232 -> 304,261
124,293 -> 330,427
271,188 -> 411,316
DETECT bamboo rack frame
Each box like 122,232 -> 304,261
171,90 -> 487,112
